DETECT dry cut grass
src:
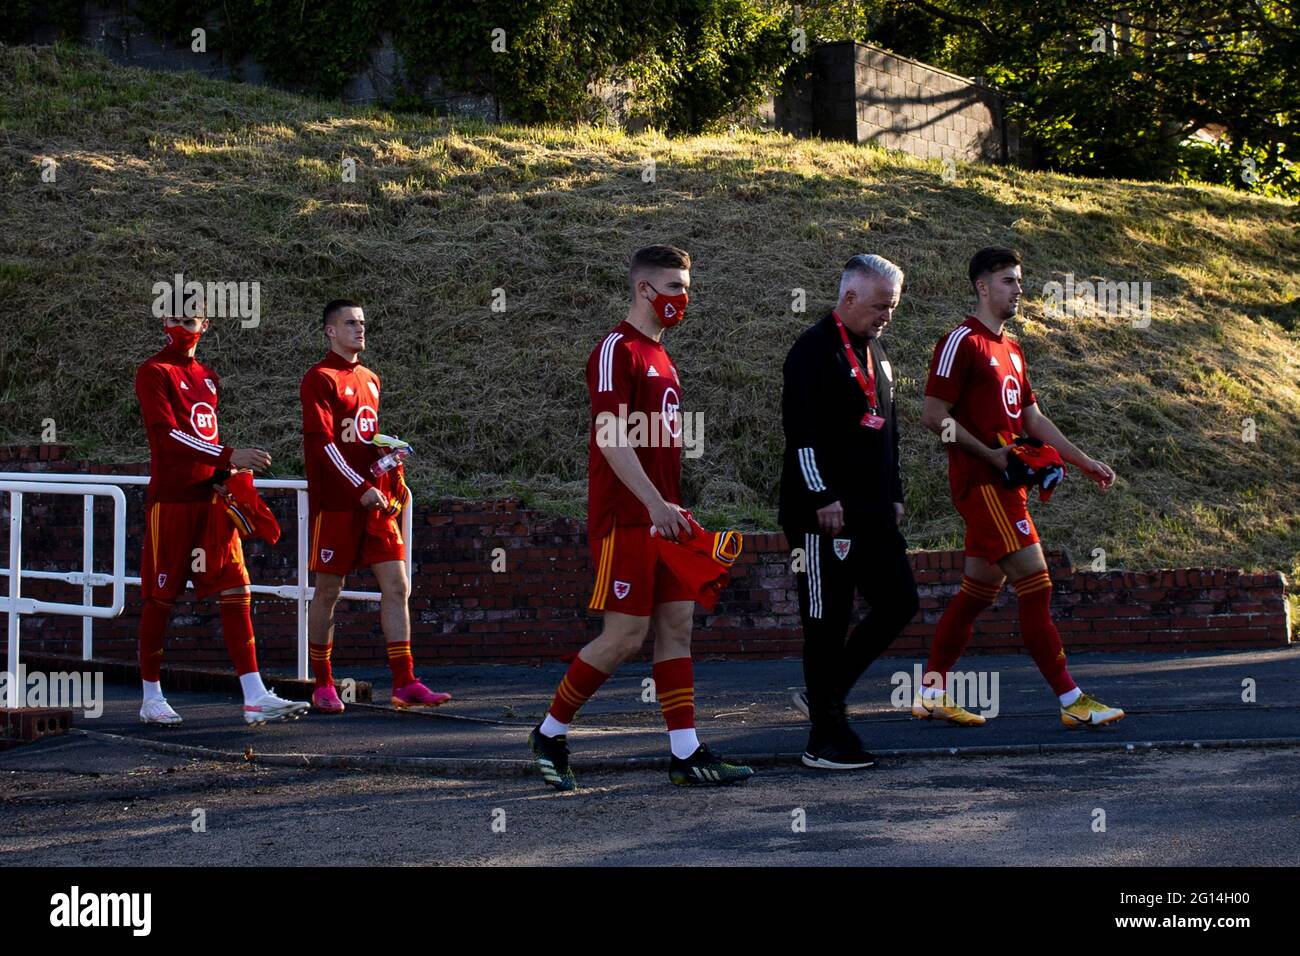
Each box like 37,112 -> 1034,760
1,43 -> 1297,585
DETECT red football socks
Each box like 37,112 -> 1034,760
653,656 -> 695,731
925,576 -> 999,687
548,656 -> 609,723
1012,571 -> 1076,695
386,640 -> 416,689
138,597 -> 173,682
218,592 -> 259,676
310,641 -> 334,688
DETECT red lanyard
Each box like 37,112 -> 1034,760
833,312 -> 877,414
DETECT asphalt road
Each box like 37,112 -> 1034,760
2,735 -> 1297,866
23,649 -> 1300,766
2,649 -> 1298,865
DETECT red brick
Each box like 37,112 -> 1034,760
16,454 -> 1291,663
1076,605 -> 1150,618
1248,613 -> 1288,630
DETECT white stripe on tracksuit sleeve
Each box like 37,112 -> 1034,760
798,447 -> 826,492
169,429 -> 225,457
324,442 -> 365,487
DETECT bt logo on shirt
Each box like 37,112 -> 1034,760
355,405 -> 379,440
661,387 -> 681,439
190,402 -> 218,440
1001,375 -> 1022,419
341,405 -> 379,443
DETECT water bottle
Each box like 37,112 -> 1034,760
370,446 -> 409,478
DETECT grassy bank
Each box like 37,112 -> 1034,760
1,44 -> 1297,583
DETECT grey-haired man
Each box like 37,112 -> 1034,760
778,254 -> 920,770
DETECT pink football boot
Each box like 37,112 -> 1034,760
391,680 -> 452,709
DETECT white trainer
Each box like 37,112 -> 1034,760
791,689 -> 810,719
140,697 -> 183,726
243,691 -> 310,725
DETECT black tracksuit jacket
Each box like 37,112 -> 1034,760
778,312 -> 904,536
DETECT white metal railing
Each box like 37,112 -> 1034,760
1,481 -> 127,709
0,472 -> 413,696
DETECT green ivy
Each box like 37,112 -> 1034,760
135,0 -> 389,98
1,0 -> 85,44
128,0 -> 795,131
1177,136 -> 1297,199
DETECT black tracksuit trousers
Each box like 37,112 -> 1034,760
784,514 -> 920,720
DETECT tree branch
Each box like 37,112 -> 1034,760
900,0 -> 996,38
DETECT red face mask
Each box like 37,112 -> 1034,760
163,323 -> 202,353
646,284 -> 688,328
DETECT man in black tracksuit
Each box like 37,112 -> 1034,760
778,254 -> 920,770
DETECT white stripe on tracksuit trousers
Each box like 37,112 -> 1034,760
804,532 -> 823,619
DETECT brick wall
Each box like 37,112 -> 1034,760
2,446 -> 1290,669
773,41 -> 1031,166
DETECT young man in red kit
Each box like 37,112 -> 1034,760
528,245 -> 754,790
135,310 -> 309,725
301,300 -> 451,713
920,247 -> 1125,728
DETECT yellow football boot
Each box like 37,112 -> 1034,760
1060,692 -> 1125,729
911,693 -> 987,726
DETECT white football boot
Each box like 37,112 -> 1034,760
243,690 -> 311,725
140,697 -> 183,726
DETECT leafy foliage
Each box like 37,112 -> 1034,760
841,0 -> 1298,197
14,1 -> 1296,191
132,0 -> 795,131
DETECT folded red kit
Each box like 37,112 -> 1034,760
216,470 -> 281,545
997,431 -> 1067,502
651,512 -> 744,611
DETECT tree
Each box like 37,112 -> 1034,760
885,0 -> 1297,194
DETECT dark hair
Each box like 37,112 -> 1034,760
629,244 -> 691,287
968,247 -> 1021,292
322,298 -> 362,327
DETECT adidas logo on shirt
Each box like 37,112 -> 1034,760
989,356 -> 999,366
344,386 -> 354,396
179,381 -> 189,389
646,366 -> 659,377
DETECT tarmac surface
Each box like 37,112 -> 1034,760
20,648 -> 1300,767
2,649 -> 1298,865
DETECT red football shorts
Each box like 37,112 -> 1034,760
141,499 -> 249,601
588,524 -> 696,617
309,506 -> 405,575
955,482 -> 1040,563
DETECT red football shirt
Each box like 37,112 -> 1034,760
135,349 -> 235,506
924,315 -> 1037,499
586,320 -> 683,542
300,350 -> 394,510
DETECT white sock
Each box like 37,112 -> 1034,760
239,671 -> 269,704
142,680 -> 164,703
920,685 -> 945,700
1059,687 -> 1082,707
539,713 -> 569,738
669,728 -> 700,759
